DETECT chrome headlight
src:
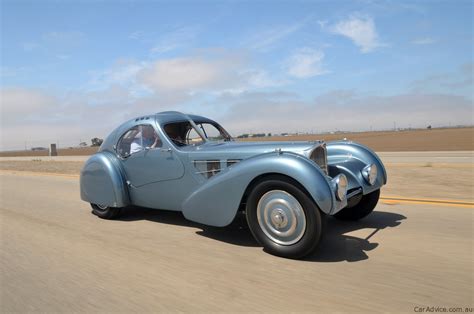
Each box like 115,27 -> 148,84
334,174 -> 348,201
362,164 -> 378,186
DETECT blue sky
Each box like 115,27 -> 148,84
1,0 -> 473,149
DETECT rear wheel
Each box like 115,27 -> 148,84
334,189 -> 380,221
91,203 -> 122,220
246,176 -> 323,259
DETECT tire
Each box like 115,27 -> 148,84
245,176 -> 323,259
91,203 -> 122,220
334,189 -> 380,221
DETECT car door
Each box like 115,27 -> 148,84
117,124 -> 185,187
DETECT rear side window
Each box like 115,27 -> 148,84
116,125 -> 161,157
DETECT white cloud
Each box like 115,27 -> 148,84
218,90 -> 474,135
0,88 -> 57,124
138,56 -> 230,92
243,17 -> 311,52
410,63 -> 473,95
2,82 -> 472,150
137,53 -> 278,93
85,59 -> 151,98
330,15 -> 381,53
0,86 -> 182,150
285,48 -> 328,78
150,26 -> 199,54
411,37 -> 436,45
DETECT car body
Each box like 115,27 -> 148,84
80,111 -> 387,258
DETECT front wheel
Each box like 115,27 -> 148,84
334,189 -> 380,221
91,203 -> 122,220
245,176 -> 323,259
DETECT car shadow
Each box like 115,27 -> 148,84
117,207 -> 406,262
306,211 -> 407,262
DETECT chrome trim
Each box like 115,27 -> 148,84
347,187 -> 363,199
333,174 -> 348,201
195,169 -> 221,175
362,164 -> 377,186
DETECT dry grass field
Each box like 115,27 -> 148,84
242,127 -> 474,151
1,127 -> 472,157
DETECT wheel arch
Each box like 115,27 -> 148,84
239,173 -> 316,211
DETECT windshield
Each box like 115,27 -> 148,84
164,121 -> 232,147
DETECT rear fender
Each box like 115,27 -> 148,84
182,152 -> 335,227
80,152 -> 129,208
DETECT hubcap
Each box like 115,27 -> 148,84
256,190 -> 306,245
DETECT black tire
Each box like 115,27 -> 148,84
245,175 -> 323,259
91,203 -> 122,220
334,189 -> 380,221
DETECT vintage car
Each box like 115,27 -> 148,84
80,111 -> 387,258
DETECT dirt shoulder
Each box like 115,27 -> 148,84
0,161 -> 83,175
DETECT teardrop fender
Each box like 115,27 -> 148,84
80,152 -> 129,208
181,152 -> 334,227
326,141 -> 387,195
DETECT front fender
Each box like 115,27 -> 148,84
80,152 -> 129,208
182,152 -> 335,227
327,141 -> 387,195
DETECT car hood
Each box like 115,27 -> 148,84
182,140 -> 324,159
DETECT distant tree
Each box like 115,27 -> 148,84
79,142 -> 88,147
267,133 -> 272,137
91,137 -> 104,147
237,134 -> 249,139
427,125 -> 432,129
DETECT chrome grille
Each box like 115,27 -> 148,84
310,144 -> 328,175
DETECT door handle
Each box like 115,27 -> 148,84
160,148 -> 172,153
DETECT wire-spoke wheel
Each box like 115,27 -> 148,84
246,175 -> 323,259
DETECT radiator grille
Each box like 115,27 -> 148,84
310,144 -> 328,175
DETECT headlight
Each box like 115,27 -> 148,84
334,174 -> 348,201
362,164 -> 378,185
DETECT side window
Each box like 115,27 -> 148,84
164,122 -> 190,146
199,123 -> 224,141
186,127 -> 204,145
117,125 -> 161,157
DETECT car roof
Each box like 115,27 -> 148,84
154,111 -> 215,125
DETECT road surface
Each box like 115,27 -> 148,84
1,172 -> 472,312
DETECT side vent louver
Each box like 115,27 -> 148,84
193,160 -> 221,179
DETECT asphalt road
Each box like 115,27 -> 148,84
1,173 -> 473,312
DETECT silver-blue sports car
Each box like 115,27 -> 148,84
80,111 -> 387,258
